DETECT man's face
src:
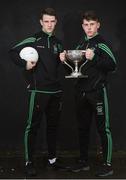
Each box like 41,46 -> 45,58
82,19 -> 100,38
40,14 -> 57,34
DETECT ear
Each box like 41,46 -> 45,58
98,22 -> 100,29
40,19 -> 43,26
55,19 -> 57,25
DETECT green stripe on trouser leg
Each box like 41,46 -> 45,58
24,91 -> 36,162
103,87 -> 112,164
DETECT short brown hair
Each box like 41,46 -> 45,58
40,8 -> 57,19
82,10 -> 99,22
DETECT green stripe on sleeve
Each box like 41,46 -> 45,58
98,43 -> 116,63
13,37 -> 36,48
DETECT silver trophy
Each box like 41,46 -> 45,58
63,50 -> 88,78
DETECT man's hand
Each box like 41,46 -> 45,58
26,61 -> 37,70
59,50 -> 66,62
85,48 -> 95,60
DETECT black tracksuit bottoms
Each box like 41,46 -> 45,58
24,90 -> 62,162
75,87 -> 112,164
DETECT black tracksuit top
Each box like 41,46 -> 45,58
10,31 -> 63,91
74,34 -> 117,92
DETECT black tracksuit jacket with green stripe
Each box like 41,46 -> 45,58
74,33 -> 116,91
10,30 -> 63,92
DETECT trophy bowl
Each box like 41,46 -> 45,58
64,50 -> 88,78
65,50 -> 84,62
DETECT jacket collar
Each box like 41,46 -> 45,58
85,32 -> 99,41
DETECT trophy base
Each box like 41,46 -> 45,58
65,72 -> 88,79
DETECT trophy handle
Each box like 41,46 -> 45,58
63,60 -> 74,72
79,59 -> 88,73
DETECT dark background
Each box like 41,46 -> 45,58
0,0 -> 126,153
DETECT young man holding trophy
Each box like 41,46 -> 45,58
60,10 -> 116,177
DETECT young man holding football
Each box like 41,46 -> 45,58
10,8 -> 66,176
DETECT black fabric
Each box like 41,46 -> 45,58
25,91 -> 62,161
9,31 -> 64,91
74,34 -> 116,92
75,88 -> 111,163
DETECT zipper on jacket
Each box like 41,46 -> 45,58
47,35 -> 51,48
